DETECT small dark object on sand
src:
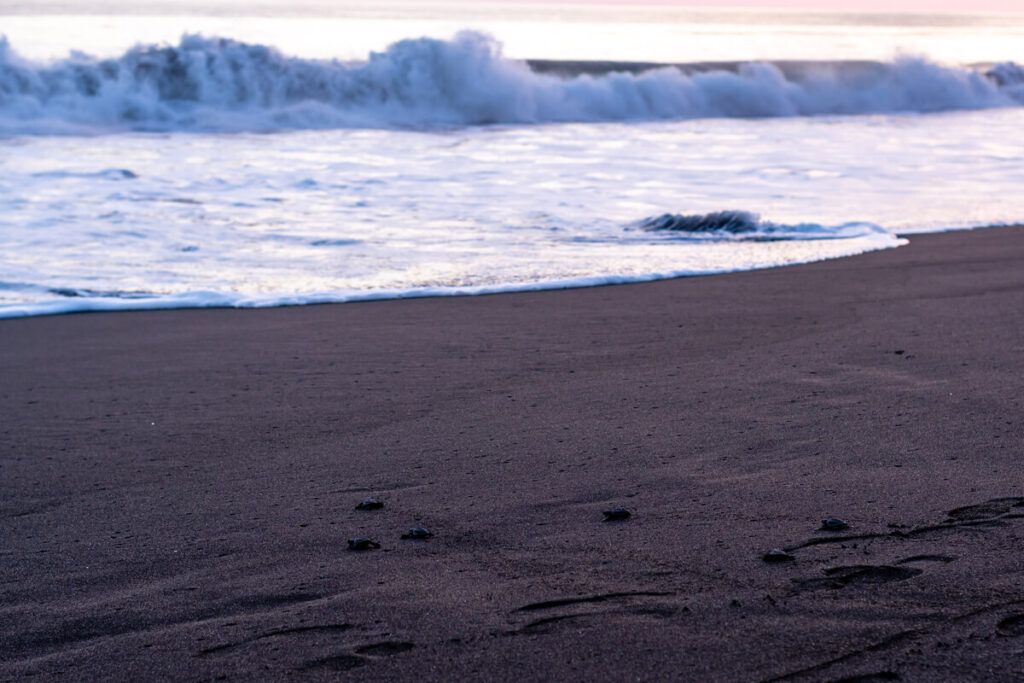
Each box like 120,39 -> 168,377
763,549 -> 795,563
894,349 -> 905,355
348,537 -> 381,551
820,517 -> 850,532
603,507 -> 631,521
401,527 -> 434,540
355,497 -> 384,511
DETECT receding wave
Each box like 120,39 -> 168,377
0,208 -> 905,318
2,31 -> 1023,135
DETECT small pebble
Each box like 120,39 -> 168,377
347,537 -> 381,551
820,517 -> 850,532
602,507 -> 631,522
763,548 -> 795,563
401,527 -> 434,540
355,497 -> 384,511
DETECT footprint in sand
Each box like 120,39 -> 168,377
996,613 -> 1024,637
516,591 -> 673,612
510,592 -> 678,635
792,565 -> 921,591
828,672 -> 901,683
778,495 -> 1024,559
355,641 -> 416,656
946,497 -> 1024,522
301,653 -> 366,671
895,554 -> 957,565
197,623 -> 353,657
297,641 -> 415,672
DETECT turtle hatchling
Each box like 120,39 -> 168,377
762,548 -> 795,563
820,518 -> 850,532
602,507 -> 631,522
401,527 -> 434,540
347,537 -> 381,551
355,497 -> 384,511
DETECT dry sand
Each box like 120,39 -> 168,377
2,227 -> 1024,681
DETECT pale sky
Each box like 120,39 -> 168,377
510,0 -> 1023,12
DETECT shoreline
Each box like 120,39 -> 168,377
0,241 -> 900,320
3,223 -> 1018,321
3,225 -> 1024,680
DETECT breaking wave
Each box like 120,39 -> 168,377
1,31 -> 1023,135
635,211 -> 887,241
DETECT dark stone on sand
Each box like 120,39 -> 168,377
347,537 -> 381,551
820,518 -> 850,532
401,527 -> 434,540
763,549 -> 795,563
602,507 -> 631,521
355,497 -> 384,511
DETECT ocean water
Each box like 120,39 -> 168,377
2,2 -> 1024,318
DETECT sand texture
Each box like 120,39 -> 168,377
2,227 -> 1024,681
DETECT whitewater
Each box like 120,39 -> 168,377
2,5 -> 1024,318
2,32 -> 1024,135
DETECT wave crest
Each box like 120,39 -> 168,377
1,31 -> 1022,135
636,211 -> 888,241
638,211 -> 764,234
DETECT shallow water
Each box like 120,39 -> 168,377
1,4 -> 1023,317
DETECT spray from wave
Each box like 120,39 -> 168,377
1,31 -> 1023,135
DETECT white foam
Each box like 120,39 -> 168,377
4,60 -> 1024,320
1,32 -> 1022,135
0,230 -> 904,319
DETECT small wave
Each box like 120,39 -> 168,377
1,32 -> 1022,135
639,211 -> 764,234
48,286 -> 153,299
309,238 -> 361,247
635,210 -> 887,241
30,168 -> 138,179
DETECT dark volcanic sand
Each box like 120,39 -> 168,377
2,227 -> 1024,681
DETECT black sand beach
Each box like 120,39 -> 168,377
2,227 -> 1024,681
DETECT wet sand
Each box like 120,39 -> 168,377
2,226 -> 1024,681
